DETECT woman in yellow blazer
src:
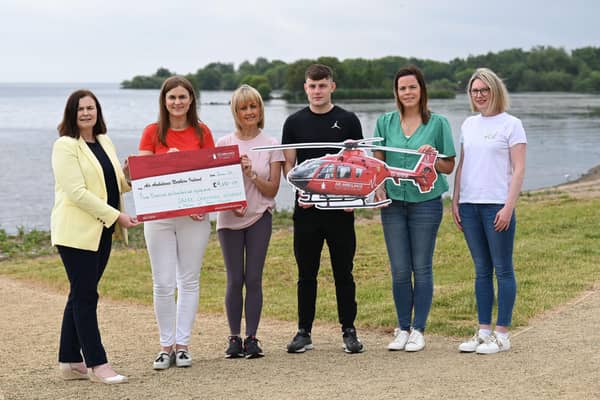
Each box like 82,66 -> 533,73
51,90 -> 138,384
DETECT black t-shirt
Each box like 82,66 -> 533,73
86,141 -> 120,231
282,105 -> 363,164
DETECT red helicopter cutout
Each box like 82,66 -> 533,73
253,138 -> 446,210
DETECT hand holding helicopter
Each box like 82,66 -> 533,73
252,138 -> 447,210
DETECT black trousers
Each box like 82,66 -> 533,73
56,228 -> 112,368
293,206 -> 357,332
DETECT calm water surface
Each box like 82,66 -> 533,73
1,83 -> 599,233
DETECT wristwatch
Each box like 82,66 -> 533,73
250,171 -> 258,181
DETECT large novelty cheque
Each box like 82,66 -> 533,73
253,138 -> 441,210
128,145 -> 247,221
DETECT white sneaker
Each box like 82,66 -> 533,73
476,332 -> 511,354
458,332 -> 486,352
387,328 -> 410,351
175,349 -> 192,367
404,330 -> 425,352
153,351 -> 175,370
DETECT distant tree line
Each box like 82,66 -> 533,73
120,46 -> 600,100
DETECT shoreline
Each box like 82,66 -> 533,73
560,164 -> 600,185
533,163 -> 600,199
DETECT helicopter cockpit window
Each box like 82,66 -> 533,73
355,168 -> 363,178
316,164 -> 335,179
295,160 -> 322,177
337,165 -> 352,179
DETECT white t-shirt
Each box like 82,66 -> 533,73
216,132 -> 284,230
459,112 -> 527,204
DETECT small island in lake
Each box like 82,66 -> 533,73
121,45 -> 600,100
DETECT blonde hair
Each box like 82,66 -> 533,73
230,84 -> 265,130
467,68 -> 510,114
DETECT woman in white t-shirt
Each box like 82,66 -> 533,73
451,68 -> 527,355
217,85 -> 284,359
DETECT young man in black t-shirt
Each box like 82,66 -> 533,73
282,64 -> 364,354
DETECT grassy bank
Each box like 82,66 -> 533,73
1,196 -> 598,337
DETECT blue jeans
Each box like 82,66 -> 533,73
381,197 -> 442,332
459,203 -> 517,327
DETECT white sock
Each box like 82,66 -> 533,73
479,329 -> 492,337
495,331 -> 510,340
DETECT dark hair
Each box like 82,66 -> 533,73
394,65 -> 431,124
305,64 -> 333,81
157,76 -> 204,147
57,90 -> 107,138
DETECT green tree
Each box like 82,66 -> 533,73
343,58 -> 371,88
573,71 -> 600,92
316,56 -> 347,86
196,68 -> 221,90
221,72 -> 238,90
453,68 -> 475,91
155,67 -> 173,78
238,61 -> 256,77
284,59 -> 315,92
375,56 -> 409,79
254,57 -> 272,74
264,61 -> 287,89
184,74 -> 199,93
539,71 -> 573,91
239,75 -> 272,99
501,62 -> 528,91
122,45 -> 600,96
527,46 -> 577,74
418,59 -> 453,82
572,47 -> 600,71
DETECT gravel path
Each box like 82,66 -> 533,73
0,276 -> 598,400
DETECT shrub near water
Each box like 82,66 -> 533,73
1,197 -> 598,337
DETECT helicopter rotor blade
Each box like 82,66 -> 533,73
365,145 -> 448,159
355,137 -> 383,144
252,142 -> 347,151
252,138 -> 449,158
252,137 -> 383,152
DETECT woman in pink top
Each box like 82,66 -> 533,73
216,85 -> 284,359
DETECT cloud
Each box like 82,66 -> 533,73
0,0 -> 597,82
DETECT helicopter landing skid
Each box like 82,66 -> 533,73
298,193 -> 392,210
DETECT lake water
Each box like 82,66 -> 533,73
1,83 -> 599,233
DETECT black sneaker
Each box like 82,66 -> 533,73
286,329 -> 313,353
342,327 -> 364,354
225,336 -> 244,359
244,336 -> 265,359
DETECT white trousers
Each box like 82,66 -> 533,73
144,216 -> 211,346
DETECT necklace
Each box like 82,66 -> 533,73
401,117 -> 421,137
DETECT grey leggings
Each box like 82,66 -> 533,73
217,212 -> 272,337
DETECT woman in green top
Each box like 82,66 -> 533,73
373,65 -> 456,352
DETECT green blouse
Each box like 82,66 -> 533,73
373,111 -> 456,202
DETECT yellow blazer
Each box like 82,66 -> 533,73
51,134 -> 131,251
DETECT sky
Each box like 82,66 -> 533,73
1,0 -> 598,83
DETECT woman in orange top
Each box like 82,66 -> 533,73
137,76 -> 215,370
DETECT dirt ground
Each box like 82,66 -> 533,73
0,274 -> 598,400
1,176 -> 599,400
